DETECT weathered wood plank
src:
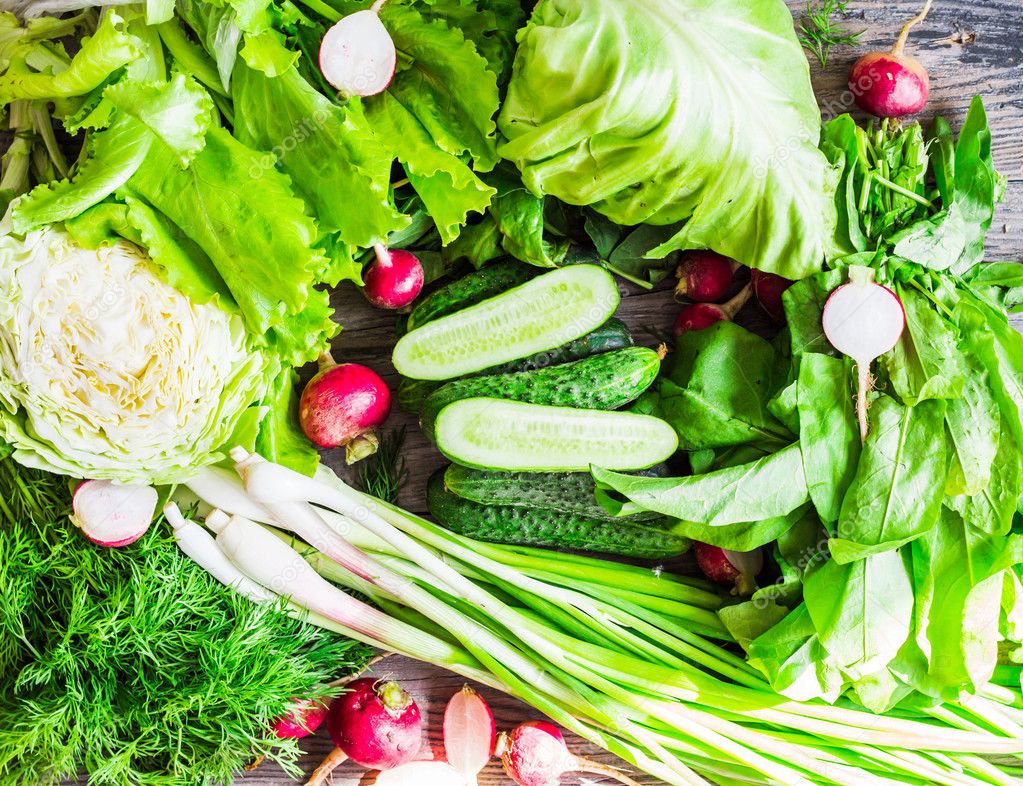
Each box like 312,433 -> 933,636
69,2 -> 1023,785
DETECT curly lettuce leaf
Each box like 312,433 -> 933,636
0,11 -> 141,107
232,62 -> 406,248
498,0 -> 835,279
122,126 -> 337,365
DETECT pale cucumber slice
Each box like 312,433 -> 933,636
435,398 -> 678,472
392,265 -> 619,381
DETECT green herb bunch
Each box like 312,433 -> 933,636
0,459 -> 372,786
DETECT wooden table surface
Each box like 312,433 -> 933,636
239,2 -> 1023,784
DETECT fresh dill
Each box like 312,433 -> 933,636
798,0 -> 864,68
357,426 -> 409,504
0,458 -> 373,786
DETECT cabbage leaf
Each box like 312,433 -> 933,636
498,0 -> 836,279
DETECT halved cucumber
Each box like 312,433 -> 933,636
435,398 -> 678,472
392,265 -> 620,381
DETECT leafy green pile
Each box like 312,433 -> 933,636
0,456 -> 372,786
595,98 -> 1023,711
497,0 -> 837,280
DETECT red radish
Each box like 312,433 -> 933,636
750,269 -> 794,324
443,686 -> 495,784
70,480 -> 156,547
272,698 -> 328,739
326,678 -> 422,770
375,761 -> 465,786
299,353 -> 392,464
672,283 -> 752,338
849,0 -> 932,118
319,1 -> 395,98
363,244 -> 425,310
822,265 -> 905,442
674,251 -> 737,303
497,722 -> 642,786
694,543 -> 763,596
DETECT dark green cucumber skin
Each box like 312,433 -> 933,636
397,318 -> 633,414
421,346 -> 661,440
443,465 -> 664,523
426,471 -> 685,560
406,259 -> 534,332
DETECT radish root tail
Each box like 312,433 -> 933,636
305,747 -> 349,786
893,0 -> 933,55
856,363 -> 872,444
574,756 -> 646,786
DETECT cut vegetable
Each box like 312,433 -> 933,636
70,479 -> 157,547
392,265 -> 620,381
849,0 -> 932,117
319,5 -> 396,98
822,265 -> 905,441
443,686 -> 495,784
434,398 -> 678,472
374,761 -> 465,786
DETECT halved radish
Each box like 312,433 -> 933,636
822,265 -> 905,441
70,480 -> 157,547
443,686 -> 495,784
319,3 -> 396,98
374,761 -> 464,786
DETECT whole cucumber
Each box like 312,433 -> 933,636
426,471 -> 686,560
406,259 -> 534,332
443,465 -> 664,523
421,346 -> 662,440
396,318 -> 633,414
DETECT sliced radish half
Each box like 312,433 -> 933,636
71,479 -> 157,547
374,761 -> 465,786
821,265 -> 905,441
443,686 -> 495,784
319,6 -> 396,98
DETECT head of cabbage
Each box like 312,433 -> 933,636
0,227 -> 272,484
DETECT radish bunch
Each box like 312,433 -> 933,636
672,251 -> 793,337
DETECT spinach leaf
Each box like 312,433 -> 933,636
828,397 -> 946,563
783,268 -> 844,357
745,604 -> 846,703
592,443 -> 809,527
671,503 -> 811,553
946,418 -> 1022,536
909,507 -> 1023,697
804,548 -> 913,679
888,287 -> 999,496
659,322 -> 791,451
797,353 -> 859,524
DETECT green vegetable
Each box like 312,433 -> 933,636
498,0 -> 836,279
797,0 -> 863,68
443,465 -> 663,524
593,443 -> 809,527
436,398 -> 678,472
427,470 -> 685,560
421,347 -> 660,439
406,259 -> 535,332
392,265 -> 620,381
0,459 -> 371,786
657,322 -> 792,451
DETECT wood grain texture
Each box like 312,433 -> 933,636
78,2 -> 1023,785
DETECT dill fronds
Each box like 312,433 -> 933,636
799,0 -> 864,68
0,458 -> 373,786
356,426 -> 409,504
